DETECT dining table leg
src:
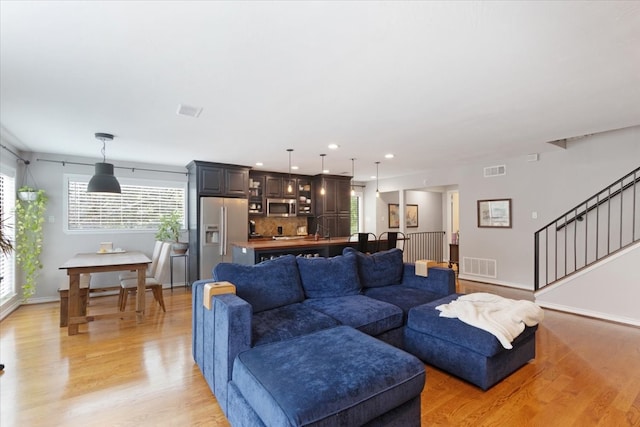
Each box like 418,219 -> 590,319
136,266 -> 145,322
68,272 -> 80,336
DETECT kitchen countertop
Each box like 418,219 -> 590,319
232,236 -> 353,250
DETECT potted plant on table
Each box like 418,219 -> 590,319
155,210 -> 188,254
15,186 -> 47,300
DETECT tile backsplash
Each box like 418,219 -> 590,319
253,217 -> 309,236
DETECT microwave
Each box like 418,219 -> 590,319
267,198 -> 296,217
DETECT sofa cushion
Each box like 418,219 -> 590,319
252,303 -> 340,347
213,255 -> 304,314
364,285 -> 442,321
232,326 -> 425,426
296,251 -> 361,298
303,295 -> 403,336
343,247 -> 404,288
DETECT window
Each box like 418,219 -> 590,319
1,167 -> 16,301
350,195 -> 360,234
65,174 -> 186,232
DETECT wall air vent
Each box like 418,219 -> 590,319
462,257 -> 497,278
176,104 -> 203,118
484,165 -> 506,178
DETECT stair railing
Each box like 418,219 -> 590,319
534,166 -> 639,290
404,231 -> 446,263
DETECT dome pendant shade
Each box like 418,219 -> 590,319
88,162 -> 121,193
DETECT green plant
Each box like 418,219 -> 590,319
0,215 -> 13,256
15,186 -> 47,300
155,211 -> 183,242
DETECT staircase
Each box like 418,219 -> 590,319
534,166 -> 640,290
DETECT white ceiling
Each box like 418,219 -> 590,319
1,1 -> 639,182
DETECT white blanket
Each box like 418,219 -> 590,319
436,293 -> 544,349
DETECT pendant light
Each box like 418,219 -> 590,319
375,161 -> 380,198
320,154 -> 326,195
350,158 -> 356,196
87,132 -> 121,194
286,148 -> 294,194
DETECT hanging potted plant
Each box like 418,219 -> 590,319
155,210 -> 188,254
15,186 -> 47,300
17,186 -> 38,201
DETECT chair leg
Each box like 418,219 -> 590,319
118,288 -> 128,311
153,285 -> 166,312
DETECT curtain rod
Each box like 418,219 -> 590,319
1,143 -> 30,164
36,158 -> 188,176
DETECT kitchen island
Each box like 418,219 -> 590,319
231,237 -> 359,265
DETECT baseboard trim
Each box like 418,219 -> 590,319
457,274 -> 532,291
536,300 -> 640,327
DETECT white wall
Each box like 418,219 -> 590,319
535,243 -> 640,325
13,151 -> 188,303
369,189 -> 442,234
367,125 -> 640,291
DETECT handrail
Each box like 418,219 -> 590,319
535,166 -> 640,233
534,166 -> 639,290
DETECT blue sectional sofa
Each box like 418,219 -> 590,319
192,248 -> 456,424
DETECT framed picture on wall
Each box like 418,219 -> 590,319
388,204 -> 400,228
406,204 -> 418,227
477,198 -> 512,228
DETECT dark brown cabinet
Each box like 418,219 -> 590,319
313,175 -> 352,237
249,175 -> 264,215
188,161 -> 249,197
265,176 -> 284,198
265,174 -> 296,199
296,177 -> 313,216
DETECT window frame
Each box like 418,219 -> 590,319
1,164 -> 16,303
63,173 -> 187,235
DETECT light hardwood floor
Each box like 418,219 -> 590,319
1,281 -> 639,426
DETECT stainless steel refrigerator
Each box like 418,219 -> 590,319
199,197 -> 248,279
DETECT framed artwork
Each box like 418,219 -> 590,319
388,204 -> 400,228
477,198 -> 512,228
406,204 -> 418,227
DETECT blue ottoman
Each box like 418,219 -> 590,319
404,294 -> 537,390
227,326 -> 425,427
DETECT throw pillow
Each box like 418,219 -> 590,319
213,255 -> 304,313
343,247 -> 404,288
296,251 -> 361,298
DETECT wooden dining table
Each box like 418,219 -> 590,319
59,251 -> 151,335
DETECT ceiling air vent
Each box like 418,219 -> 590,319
484,165 -> 506,178
176,104 -> 203,118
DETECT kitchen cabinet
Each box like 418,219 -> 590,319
249,175 -> 264,215
265,175 -> 284,198
265,173 -> 296,199
313,175 -> 352,237
188,161 -> 249,197
296,177 -> 313,216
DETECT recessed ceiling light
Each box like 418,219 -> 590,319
292,166 -> 299,170
385,153 -> 394,159
176,104 -> 203,118
370,175 -> 377,179
255,162 -> 263,166
328,143 -> 340,150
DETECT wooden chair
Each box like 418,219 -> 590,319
349,232 -> 377,253
118,242 -> 171,312
377,231 -> 406,252
119,240 -> 164,281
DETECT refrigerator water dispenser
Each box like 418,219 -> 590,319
204,224 -> 220,244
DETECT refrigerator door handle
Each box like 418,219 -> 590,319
221,206 -> 227,256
